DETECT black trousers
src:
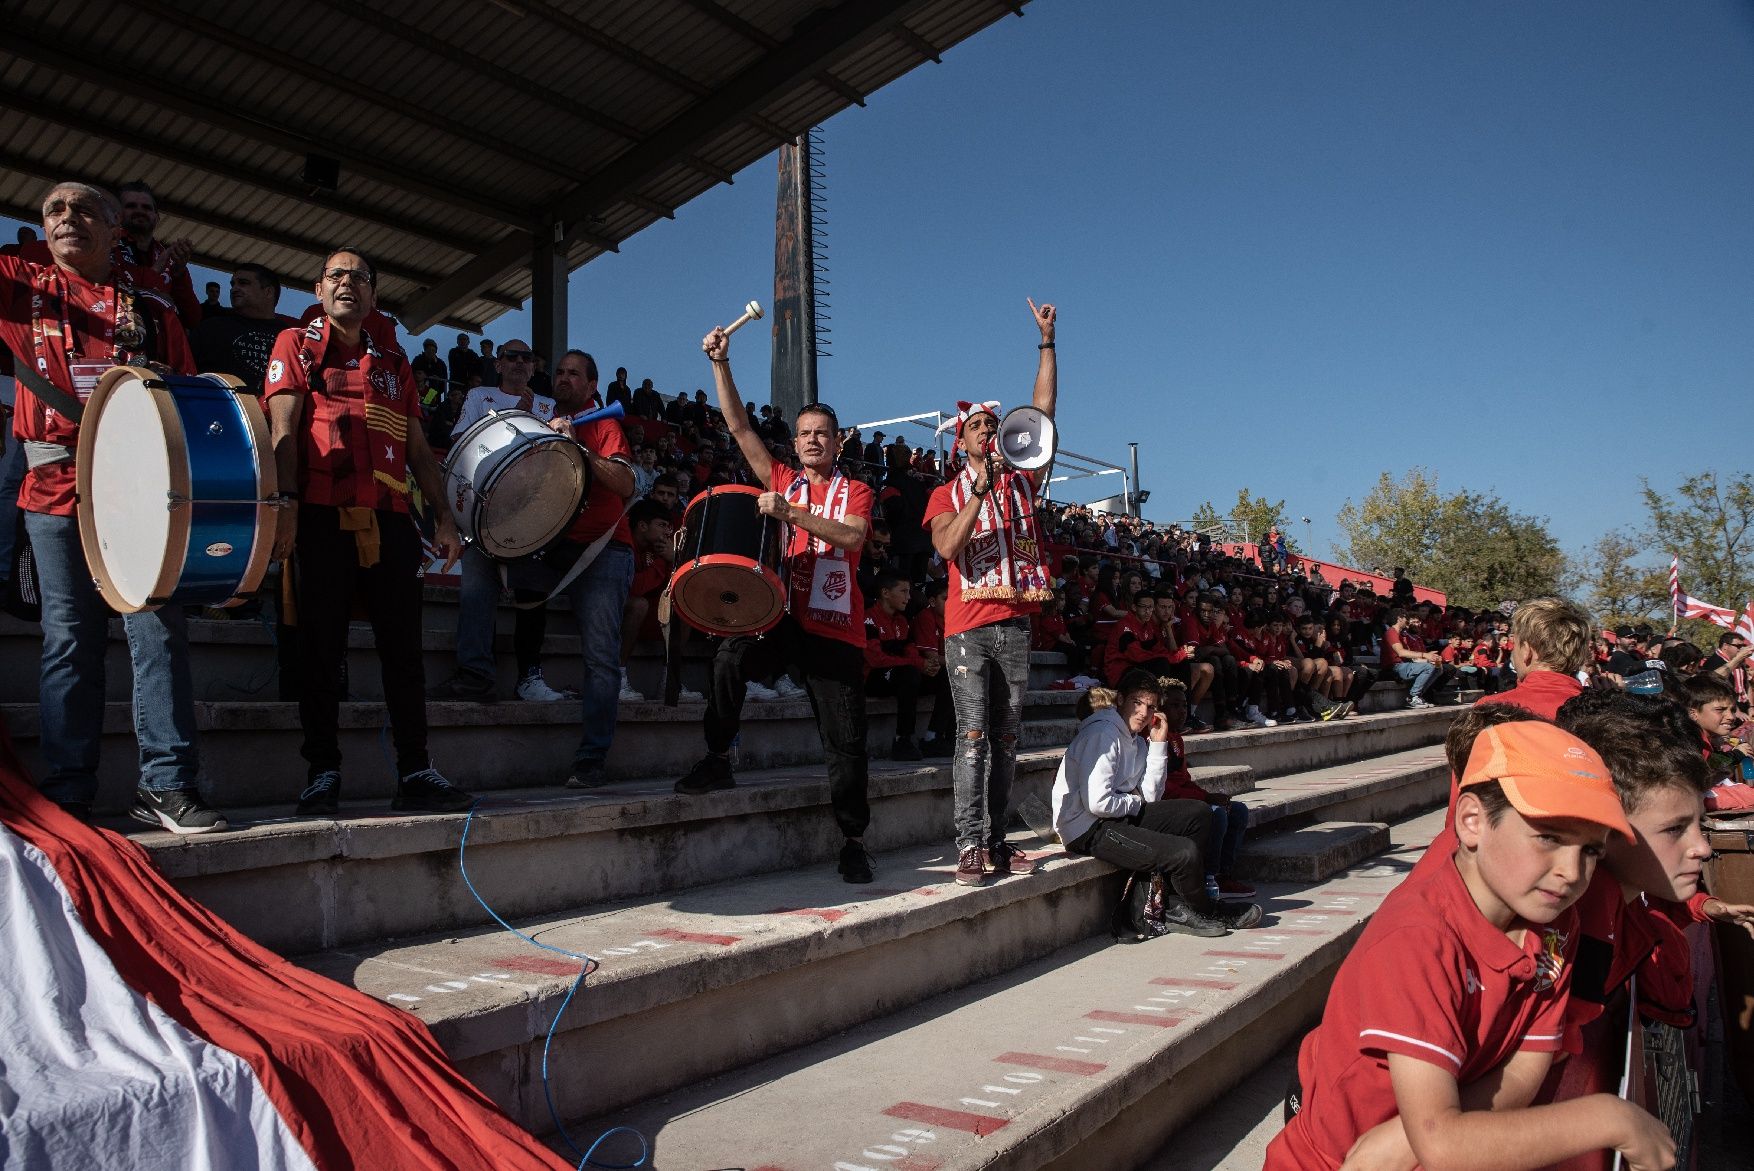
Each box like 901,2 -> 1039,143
294,505 -> 428,778
923,666 -> 954,739
1194,648 -> 1239,711
1068,798 -> 1213,904
865,664 -> 921,739
706,615 -> 870,838
512,592 -> 547,676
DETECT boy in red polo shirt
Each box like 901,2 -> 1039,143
865,569 -> 925,761
1264,723 -> 1674,1171
1478,597 -> 1590,720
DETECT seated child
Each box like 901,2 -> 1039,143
1264,722 -> 1676,1171
1050,668 -> 1262,941
1155,680 -> 1256,900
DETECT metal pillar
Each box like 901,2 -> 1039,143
530,216 -> 567,361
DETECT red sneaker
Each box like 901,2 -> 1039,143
1215,876 -> 1257,898
955,846 -> 989,887
988,842 -> 1041,876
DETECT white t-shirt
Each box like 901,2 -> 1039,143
452,387 -> 556,436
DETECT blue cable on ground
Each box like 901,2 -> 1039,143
456,800 -> 650,1170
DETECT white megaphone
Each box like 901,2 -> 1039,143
994,405 -> 1057,472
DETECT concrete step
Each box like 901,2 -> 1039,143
562,806 -> 1451,1169
113,713 -> 1449,954
286,786 -> 1448,1136
1236,821 -> 1390,883
2,689 -> 1082,816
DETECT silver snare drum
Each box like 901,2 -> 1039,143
443,410 -> 589,559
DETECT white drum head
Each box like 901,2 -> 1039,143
84,372 -> 180,610
478,441 -> 586,556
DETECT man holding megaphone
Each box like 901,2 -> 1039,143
923,298 -> 1058,888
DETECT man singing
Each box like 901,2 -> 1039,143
1,181 -> 226,831
923,299 -> 1057,886
264,248 -> 472,816
673,323 -> 877,885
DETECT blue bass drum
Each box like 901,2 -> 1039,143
76,366 -> 277,613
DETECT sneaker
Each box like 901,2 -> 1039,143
390,767 -> 475,814
954,845 -> 988,886
1243,705 -> 1275,728
1156,898 -> 1231,938
744,682 -> 781,701
1215,876 -> 1257,898
618,681 -> 648,702
773,676 -> 807,700
988,842 -> 1041,876
892,736 -> 923,762
1407,696 -> 1433,710
516,668 -> 571,702
428,670 -> 497,702
129,787 -> 230,835
675,685 -> 705,703
838,839 -> 875,884
1331,700 -> 1354,720
564,762 -> 610,790
674,754 -> 735,795
1214,899 -> 1264,929
296,769 -> 342,816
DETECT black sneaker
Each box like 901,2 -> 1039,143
427,670 -> 497,702
892,736 -> 923,762
674,754 -> 735,795
838,839 -> 875,883
1214,899 -> 1264,929
129,787 -> 230,835
1155,897 -> 1231,938
564,762 -> 611,790
391,767 -> 475,814
296,770 -> 342,816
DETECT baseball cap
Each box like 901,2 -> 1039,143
1612,624 -> 1639,640
1458,723 -> 1633,839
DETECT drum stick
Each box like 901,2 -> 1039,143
568,400 -> 627,426
722,300 -> 764,337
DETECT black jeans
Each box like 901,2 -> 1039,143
512,592 -> 547,677
1067,798 -> 1213,904
294,505 -> 428,778
865,664 -> 921,739
706,615 -> 870,838
1193,648 -> 1238,712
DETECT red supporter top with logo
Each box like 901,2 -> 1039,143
1,253 -> 194,516
864,603 -> 922,672
1032,609 -> 1068,651
1263,854 -> 1576,1171
773,464 -> 871,649
562,396 -> 634,546
912,606 -> 944,658
1158,730 -> 1219,803
923,470 -> 1045,638
264,321 -> 419,513
630,549 -> 670,600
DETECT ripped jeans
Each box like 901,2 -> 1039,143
945,616 -> 1032,851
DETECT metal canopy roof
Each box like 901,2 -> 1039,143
1,0 -> 1026,332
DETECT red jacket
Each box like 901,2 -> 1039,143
865,604 -> 922,672
1159,731 -> 1226,805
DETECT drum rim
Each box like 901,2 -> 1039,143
76,365 -> 189,614
221,373 -> 278,608
669,554 -> 787,637
473,433 -> 587,558
443,409 -> 586,553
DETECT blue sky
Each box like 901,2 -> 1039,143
13,1 -> 1753,563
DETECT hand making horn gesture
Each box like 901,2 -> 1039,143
1029,296 -> 1056,342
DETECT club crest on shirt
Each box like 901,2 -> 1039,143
267,359 -> 285,385
1534,928 -> 1568,991
368,367 -> 397,399
821,569 -> 848,601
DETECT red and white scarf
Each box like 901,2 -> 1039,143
945,466 -> 1052,603
783,470 -> 856,627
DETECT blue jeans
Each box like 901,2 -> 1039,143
1394,660 -> 1436,700
1205,800 -> 1249,878
0,439 -> 26,576
946,616 -> 1032,851
27,510 -> 199,804
455,540 -> 633,768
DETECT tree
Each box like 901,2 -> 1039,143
1335,468 -> 1564,610
1192,489 -> 1295,550
1572,529 -> 1666,628
1643,471 -> 1754,609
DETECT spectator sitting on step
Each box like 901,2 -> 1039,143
911,577 -> 954,755
1381,607 -> 1440,709
1475,597 -> 1591,719
1154,592 -> 1214,728
1104,591 -> 1189,686
1049,669 -> 1261,941
1262,722 -> 1662,1171
411,338 -> 447,392
1396,617 -> 1458,701
618,498 -> 697,704
1033,590 -> 1087,676
1155,680 -> 1256,901
864,569 -> 924,761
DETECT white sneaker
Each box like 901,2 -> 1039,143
745,682 -> 781,701
1408,696 -> 1433,710
516,670 -> 570,702
619,682 -> 648,702
676,685 -> 705,703
773,676 -> 807,700
1244,705 -> 1275,728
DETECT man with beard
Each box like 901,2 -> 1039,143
190,263 -> 297,393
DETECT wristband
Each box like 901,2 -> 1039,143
1038,341 -> 1054,350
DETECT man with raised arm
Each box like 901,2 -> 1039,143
672,323 -> 877,885
924,299 -> 1058,887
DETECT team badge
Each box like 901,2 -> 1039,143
267,359 -> 285,384
822,569 -> 848,601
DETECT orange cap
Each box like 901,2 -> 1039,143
1458,723 -> 1633,839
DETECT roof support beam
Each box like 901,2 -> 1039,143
399,0 -> 938,331
4,30 -> 536,229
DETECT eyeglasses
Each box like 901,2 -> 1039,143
501,351 -> 535,363
323,267 -> 373,285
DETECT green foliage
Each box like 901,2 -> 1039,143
1572,528 -> 1667,628
1642,471 -> 1754,610
1193,489 -> 1295,551
1335,468 -> 1564,610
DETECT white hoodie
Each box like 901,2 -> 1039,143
1050,706 -> 1169,845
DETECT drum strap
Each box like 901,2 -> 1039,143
3,339 -> 87,423
508,495 -> 640,609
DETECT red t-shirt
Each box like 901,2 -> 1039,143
923,474 -> 1045,638
264,327 -> 420,513
1381,627 -> 1411,668
1033,611 -> 1068,651
912,606 -> 944,658
1265,853 -> 1576,1170
773,465 -> 872,649
562,396 -> 635,545
2,254 -> 195,515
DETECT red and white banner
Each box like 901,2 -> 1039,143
0,726 -> 569,1171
